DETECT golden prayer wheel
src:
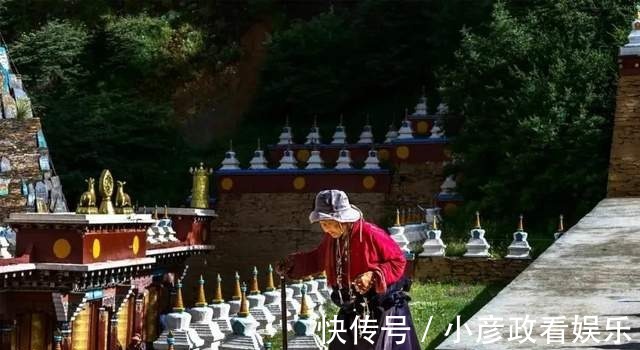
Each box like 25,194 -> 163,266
190,163 -> 211,209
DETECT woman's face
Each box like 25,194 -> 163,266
319,220 -> 345,238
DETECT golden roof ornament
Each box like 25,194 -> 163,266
195,275 -> 207,307
114,180 -> 133,214
299,284 -> 310,319
98,169 -> 115,214
164,205 -> 169,219
432,215 -> 439,230
249,266 -> 260,295
232,271 -> 242,300
474,211 -> 482,229
77,177 -> 98,214
190,162 -> 211,209
238,282 -> 250,317
153,205 -> 159,220
212,273 -> 224,304
265,264 -> 275,292
173,282 -> 185,313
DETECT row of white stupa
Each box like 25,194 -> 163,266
387,212 -> 561,260
154,267 -> 330,350
276,111 -> 445,147
219,140 -> 385,171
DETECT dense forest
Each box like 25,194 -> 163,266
0,0 -> 633,223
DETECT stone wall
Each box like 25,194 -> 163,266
608,73 -> 640,196
0,119 -> 42,221
390,162 -> 445,205
412,256 -> 531,284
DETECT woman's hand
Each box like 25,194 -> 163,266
353,271 -> 375,294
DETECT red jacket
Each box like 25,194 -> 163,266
288,220 -> 406,293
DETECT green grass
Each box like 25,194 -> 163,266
264,281 -> 505,349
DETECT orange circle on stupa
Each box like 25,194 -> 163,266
296,149 -> 310,162
53,239 -> 71,259
417,121 -> 429,134
221,177 -> 234,191
396,146 -> 410,160
293,176 -> 306,190
362,176 -> 376,190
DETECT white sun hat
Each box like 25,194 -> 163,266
309,189 -> 362,223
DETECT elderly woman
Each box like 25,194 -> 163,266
278,190 -> 420,350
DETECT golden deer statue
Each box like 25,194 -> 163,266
77,177 -> 97,214
115,181 -> 133,214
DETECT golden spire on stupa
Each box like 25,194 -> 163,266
173,282 -> 185,313
474,211 -> 482,229
299,284 -> 310,319
432,215 -> 439,230
164,205 -> 169,219
265,265 -> 276,292
558,214 -> 565,232
211,273 -> 224,304
394,208 -> 401,226
153,205 -> 159,220
195,275 -> 207,307
232,272 -> 242,300
517,214 -> 524,231
238,282 -> 250,317
249,266 -> 260,295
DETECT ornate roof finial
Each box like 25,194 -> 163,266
238,282 -> 250,317
173,282 -> 185,313
265,264 -> 275,291
339,114 -> 344,126
195,275 -> 207,307
232,271 -> 242,300
558,214 -> 565,232
249,266 -> 260,295
257,138 -> 261,151
212,273 -> 224,304
229,139 -> 233,152
404,107 -> 409,120
517,214 -> 524,232
163,205 -> 169,220
394,208 -> 401,226
153,205 -> 159,220
474,211 -> 481,229
299,284 -> 310,319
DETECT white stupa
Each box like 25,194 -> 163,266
464,212 -> 491,258
278,117 -> 294,145
305,149 -> 324,170
219,283 -> 264,350
228,272 -> 242,316
429,119 -> 444,138
357,116 -> 374,144
287,285 -> 325,350
331,115 -> 347,144
397,109 -> 414,140
335,149 -> 353,170
247,267 -> 276,337
620,9 -> 640,56
305,117 -> 321,145
209,274 -> 233,335
187,276 -> 225,349
436,102 -> 449,115
278,147 -> 298,169
412,87 -> 428,117
262,265 -> 291,330
363,149 -> 380,169
220,140 -> 241,170
506,215 -> 532,259
249,139 -> 268,170
384,123 -> 398,143
153,283 -> 205,350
